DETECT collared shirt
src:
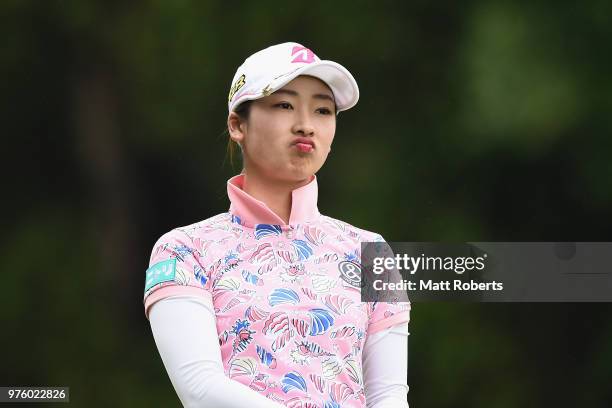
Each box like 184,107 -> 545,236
143,174 -> 411,407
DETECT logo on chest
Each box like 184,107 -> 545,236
338,261 -> 362,288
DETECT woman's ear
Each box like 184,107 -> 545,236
227,112 -> 246,146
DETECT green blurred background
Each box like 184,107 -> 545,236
2,1 -> 612,407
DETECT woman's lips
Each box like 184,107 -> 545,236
293,137 -> 314,153
296,143 -> 314,153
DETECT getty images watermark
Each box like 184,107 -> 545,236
359,242 -> 612,302
371,251 -> 500,292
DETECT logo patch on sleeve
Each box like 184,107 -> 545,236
145,259 -> 177,292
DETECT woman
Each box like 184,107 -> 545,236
145,42 -> 411,408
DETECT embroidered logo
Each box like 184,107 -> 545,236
291,46 -> 316,64
145,259 -> 177,292
228,74 -> 246,103
262,85 -> 273,96
338,261 -> 362,287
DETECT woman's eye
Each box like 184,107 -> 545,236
317,107 -> 332,115
275,102 -> 293,109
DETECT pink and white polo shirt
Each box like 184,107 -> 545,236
144,174 -> 410,407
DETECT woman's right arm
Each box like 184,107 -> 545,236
148,295 -> 285,408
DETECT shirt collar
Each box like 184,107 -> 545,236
227,174 -> 320,227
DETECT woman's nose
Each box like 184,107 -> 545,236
292,117 -> 315,136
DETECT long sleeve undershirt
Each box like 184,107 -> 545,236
149,295 -> 409,408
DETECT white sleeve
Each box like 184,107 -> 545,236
363,322 -> 410,408
148,295 -> 285,408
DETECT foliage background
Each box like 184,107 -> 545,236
2,1 -> 611,407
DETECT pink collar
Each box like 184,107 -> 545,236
227,174 -> 320,227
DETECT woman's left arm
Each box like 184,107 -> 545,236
362,322 -> 409,408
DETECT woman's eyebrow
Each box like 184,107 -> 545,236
312,93 -> 335,102
273,89 -> 335,102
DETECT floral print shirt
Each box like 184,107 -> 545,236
144,174 -> 411,408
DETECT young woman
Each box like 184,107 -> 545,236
145,42 -> 411,408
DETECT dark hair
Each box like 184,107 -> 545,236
226,100 -> 252,168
